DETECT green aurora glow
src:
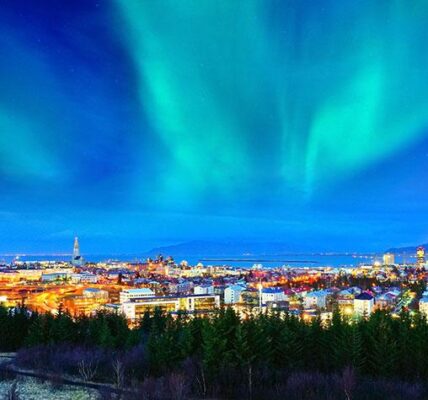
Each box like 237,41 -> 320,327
118,0 -> 428,201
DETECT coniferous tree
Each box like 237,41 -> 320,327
25,315 -> 45,347
346,323 -> 365,373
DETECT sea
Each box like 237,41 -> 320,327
0,253 -> 416,269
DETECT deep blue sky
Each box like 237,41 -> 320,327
0,1 -> 427,254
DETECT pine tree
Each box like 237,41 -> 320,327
365,312 -> 398,377
25,315 -> 45,347
233,321 -> 258,399
347,323 -> 365,372
201,319 -> 228,375
97,317 -> 115,348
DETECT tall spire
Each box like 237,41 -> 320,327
73,237 -> 80,259
72,237 -> 83,266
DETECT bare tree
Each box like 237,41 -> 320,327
195,364 -> 207,398
78,358 -> 98,382
112,358 -> 126,390
342,366 -> 356,400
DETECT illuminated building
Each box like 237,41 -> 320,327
168,280 -> 193,294
119,288 -> 154,303
193,284 -> 214,295
261,287 -> 285,305
121,294 -> 220,321
303,290 -> 329,309
417,246 -> 426,266
71,237 -> 84,267
64,293 -> 108,316
354,292 -> 374,316
419,297 -> 428,318
0,267 -> 74,283
382,253 -> 395,265
41,272 -> 70,282
224,285 -> 246,304
70,272 -> 98,284
83,288 -> 109,300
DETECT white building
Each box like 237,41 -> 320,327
169,280 -> 193,294
262,288 -> 285,305
303,290 -> 328,309
419,297 -> 428,318
354,292 -> 374,316
224,285 -> 246,304
194,284 -> 214,295
119,288 -> 154,304
83,288 -> 109,300
70,273 -> 98,284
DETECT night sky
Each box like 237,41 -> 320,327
0,0 -> 428,254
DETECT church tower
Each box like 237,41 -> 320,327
72,237 -> 83,266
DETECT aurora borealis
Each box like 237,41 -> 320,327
0,1 -> 428,253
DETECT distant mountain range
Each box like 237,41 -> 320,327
385,244 -> 428,254
145,240 -> 301,257
146,240 -> 428,257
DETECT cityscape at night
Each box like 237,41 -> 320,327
1,1 -> 428,399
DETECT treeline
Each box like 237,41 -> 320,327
2,306 -> 428,399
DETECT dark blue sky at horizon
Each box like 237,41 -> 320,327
0,1 -> 428,254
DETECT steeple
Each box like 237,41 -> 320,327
72,237 -> 83,266
73,237 -> 80,259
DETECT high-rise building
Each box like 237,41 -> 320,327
417,246 -> 426,266
71,237 -> 83,267
383,253 -> 395,265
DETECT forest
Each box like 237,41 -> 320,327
1,305 -> 428,399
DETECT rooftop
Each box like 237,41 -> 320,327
123,288 -> 154,295
262,287 -> 283,294
226,284 -> 246,291
355,292 -> 374,301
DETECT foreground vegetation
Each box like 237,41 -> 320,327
0,376 -> 98,400
1,305 -> 428,399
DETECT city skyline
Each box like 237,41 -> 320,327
0,1 -> 428,253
